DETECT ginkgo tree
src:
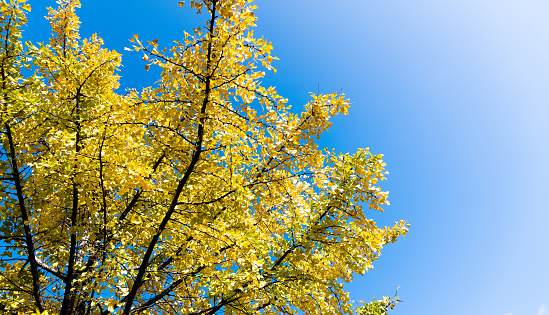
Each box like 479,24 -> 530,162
0,0 -> 408,314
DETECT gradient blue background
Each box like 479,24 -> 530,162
23,1 -> 549,314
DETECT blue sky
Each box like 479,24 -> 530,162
23,0 -> 549,314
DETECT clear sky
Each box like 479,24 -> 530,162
23,0 -> 549,314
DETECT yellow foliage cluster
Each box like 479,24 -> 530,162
0,0 -> 407,314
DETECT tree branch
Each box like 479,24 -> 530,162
4,123 -> 44,312
121,2 -> 219,314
